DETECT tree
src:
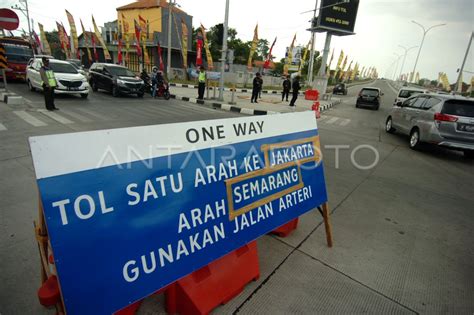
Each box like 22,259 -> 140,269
45,31 -> 65,60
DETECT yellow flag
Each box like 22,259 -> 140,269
335,50 -> 344,71
79,19 -> 92,62
92,15 -> 111,60
344,60 -> 353,80
65,10 -> 79,58
326,48 -> 334,75
284,33 -> 296,75
138,15 -> 150,65
181,18 -> 188,69
350,62 -> 358,81
38,23 -> 51,55
338,55 -> 348,80
299,38 -> 311,72
200,24 -> 213,70
247,24 -> 258,70
121,13 -> 130,64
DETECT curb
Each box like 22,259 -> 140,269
169,83 -> 305,96
170,94 -> 341,116
1,91 -> 23,105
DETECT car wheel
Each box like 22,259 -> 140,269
375,105 -> 380,110
463,150 -> 474,159
80,94 -> 88,99
385,117 -> 395,133
112,85 -> 119,97
28,80 -> 36,92
409,128 -> 421,150
164,91 -> 171,100
91,81 -> 98,92
355,103 -> 359,108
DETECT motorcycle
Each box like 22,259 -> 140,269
154,81 -> 171,100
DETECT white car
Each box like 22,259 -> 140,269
394,87 -> 427,106
26,58 -> 89,98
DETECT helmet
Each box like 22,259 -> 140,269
152,66 -> 158,71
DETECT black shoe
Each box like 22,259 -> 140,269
255,101 -> 258,103
54,108 -> 59,110
47,108 -> 54,111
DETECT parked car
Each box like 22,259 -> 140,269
394,87 -> 427,105
385,93 -> 474,157
66,59 -> 87,77
333,83 -> 348,95
356,87 -> 383,110
26,58 -> 89,98
88,63 -> 145,97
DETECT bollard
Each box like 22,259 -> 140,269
230,84 -> 236,105
212,82 -> 216,99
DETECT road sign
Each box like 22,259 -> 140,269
0,9 -> 20,31
29,112 -> 329,314
311,0 -> 360,36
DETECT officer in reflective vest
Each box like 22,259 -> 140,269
39,57 -> 58,111
197,66 -> 206,100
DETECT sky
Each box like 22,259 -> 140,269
4,0 -> 473,82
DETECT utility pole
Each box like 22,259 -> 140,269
307,0 -> 318,86
167,0 -> 175,78
12,0 -> 32,40
218,0 -> 230,101
393,53 -> 402,81
411,20 -> 446,83
454,31 -> 473,93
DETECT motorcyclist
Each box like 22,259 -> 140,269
151,66 -> 159,98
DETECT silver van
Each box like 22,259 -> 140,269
385,93 -> 474,157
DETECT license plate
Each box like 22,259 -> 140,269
130,88 -> 136,92
68,87 -> 79,91
457,123 -> 474,132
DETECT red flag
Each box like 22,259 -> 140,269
264,37 -> 277,69
157,42 -> 164,72
32,31 -> 42,53
118,38 -> 123,64
196,35 -> 203,66
134,19 -> 142,59
90,29 -> 98,61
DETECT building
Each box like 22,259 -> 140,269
78,0 -> 194,76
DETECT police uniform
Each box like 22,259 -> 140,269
198,70 -> 206,100
40,64 -> 58,110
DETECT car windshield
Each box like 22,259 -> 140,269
399,90 -> 423,98
107,67 -> 135,77
442,100 -> 474,118
336,84 -> 345,88
49,62 -> 78,74
361,89 -> 379,96
4,45 -> 34,63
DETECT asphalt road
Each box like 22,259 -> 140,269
0,80 -> 472,314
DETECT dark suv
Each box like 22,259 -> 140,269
356,87 -> 383,110
89,63 -> 145,97
333,83 -> 347,95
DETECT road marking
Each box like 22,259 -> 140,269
0,123 -> 7,131
61,109 -> 93,123
13,111 -> 47,127
318,115 -> 328,120
38,110 -> 74,124
326,117 -> 339,124
74,107 -> 111,121
339,118 -> 351,126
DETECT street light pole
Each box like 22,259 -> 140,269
454,31 -> 473,93
393,53 -> 402,81
398,45 -> 417,82
12,0 -> 32,40
218,0 -> 230,101
307,0 -> 318,86
411,20 -> 446,83
166,0 -> 175,78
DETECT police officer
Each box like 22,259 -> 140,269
197,66 -> 206,100
251,72 -> 262,103
282,75 -> 291,102
39,57 -> 58,111
289,75 -> 301,108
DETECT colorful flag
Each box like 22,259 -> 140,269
247,24 -> 259,70
80,19 -> 92,63
65,10 -> 79,59
299,38 -> 311,72
92,15 -> 111,60
264,37 -> 277,69
138,15 -> 150,65
56,22 -> 69,58
157,42 -> 164,72
181,18 -> 188,69
335,50 -> 344,71
32,31 -> 42,53
133,19 -> 142,60
61,23 -> 71,57
121,13 -> 130,65
284,33 -> 296,75
196,34 -> 203,66
344,60 -> 353,80
38,23 -> 51,55
200,24 -> 213,70
338,55 -> 348,80
118,37 -> 123,64
90,28 -> 98,61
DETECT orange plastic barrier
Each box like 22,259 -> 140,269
270,218 -> 299,237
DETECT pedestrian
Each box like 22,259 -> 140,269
251,72 -> 262,103
258,74 -> 263,99
151,66 -> 159,98
289,75 -> 301,108
39,57 -> 58,111
282,75 -> 291,102
197,66 -> 206,100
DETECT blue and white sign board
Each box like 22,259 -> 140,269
29,111 -> 328,314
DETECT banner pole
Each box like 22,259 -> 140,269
321,202 -> 333,247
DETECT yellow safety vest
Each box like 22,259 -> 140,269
198,72 -> 206,83
45,70 -> 57,87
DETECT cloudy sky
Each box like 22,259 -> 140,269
5,0 -> 473,82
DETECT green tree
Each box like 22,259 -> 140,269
45,31 -> 65,60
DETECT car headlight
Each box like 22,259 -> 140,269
117,79 -> 126,85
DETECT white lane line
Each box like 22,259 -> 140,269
61,109 -> 93,123
326,117 -> 339,124
318,115 -> 328,120
74,107 -> 111,121
339,118 -> 351,126
38,110 -> 74,124
0,123 -> 7,131
13,111 -> 48,127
